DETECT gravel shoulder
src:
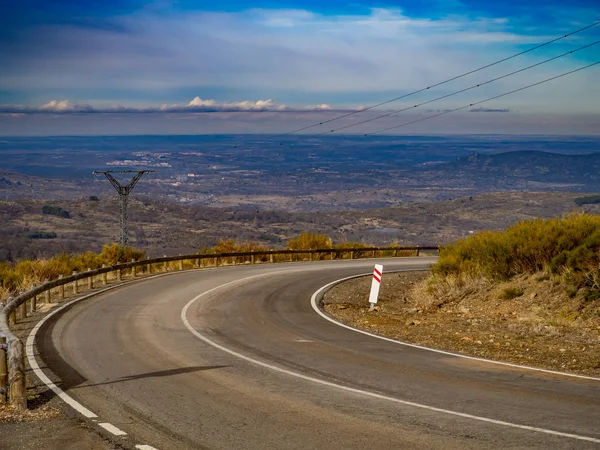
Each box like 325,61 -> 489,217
323,271 -> 600,377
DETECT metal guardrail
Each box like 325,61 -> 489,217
0,245 -> 439,409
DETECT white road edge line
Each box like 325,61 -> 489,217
99,422 -> 127,436
310,270 -> 600,382
25,271 -> 197,446
136,445 -> 159,450
181,273 -> 600,444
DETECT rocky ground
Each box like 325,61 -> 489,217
323,271 -> 600,377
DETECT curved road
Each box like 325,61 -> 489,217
35,259 -> 600,449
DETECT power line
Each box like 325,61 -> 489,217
314,39 -> 600,136
272,20 -> 599,138
362,60 -> 599,136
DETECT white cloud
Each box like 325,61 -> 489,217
39,100 -> 84,112
188,97 -> 218,107
0,98 -> 342,114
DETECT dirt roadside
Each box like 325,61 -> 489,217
322,271 -> 600,377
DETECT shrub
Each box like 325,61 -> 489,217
27,231 -> 58,239
287,232 -> 332,250
499,286 -> 524,300
0,244 -> 146,295
42,205 -> 70,218
431,212 -> 600,297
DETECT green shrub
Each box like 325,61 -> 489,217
499,286 -> 524,300
27,231 -> 58,239
434,213 -> 600,281
42,205 -> 71,218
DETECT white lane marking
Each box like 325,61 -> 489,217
310,271 -> 600,382
181,274 -> 600,444
26,296 -> 99,418
136,445 -> 159,450
25,270 -> 212,443
99,422 -> 127,436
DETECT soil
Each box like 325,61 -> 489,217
323,271 -> 600,377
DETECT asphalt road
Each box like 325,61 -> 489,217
36,258 -> 600,449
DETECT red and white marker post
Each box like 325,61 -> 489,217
368,264 -> 383,311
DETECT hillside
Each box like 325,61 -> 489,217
1,191 -> 599,261
421,151 -> 600,190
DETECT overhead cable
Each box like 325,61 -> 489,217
363,60 -> 600,135
315,39 -> 600,136
273,20 -> 599,138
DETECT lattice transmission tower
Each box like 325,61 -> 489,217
93,170 -> 154,246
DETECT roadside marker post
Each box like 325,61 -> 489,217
368,264 -> 383,311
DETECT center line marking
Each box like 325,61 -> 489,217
181,272 -> 600,444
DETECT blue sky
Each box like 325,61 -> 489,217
0,0 -> 599,135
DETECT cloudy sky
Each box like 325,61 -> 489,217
1,0 -> 599,135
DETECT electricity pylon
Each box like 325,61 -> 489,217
93,170 -> 154,246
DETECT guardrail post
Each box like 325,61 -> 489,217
194,258 -> 199,268
58,275 -> 65,299
163,258 -> 168,272
216,257 -> 221,267
88,269 -> 93,289
350,251 -> 354,260
0,336 -> 7,404
330,251 -> 334,260
30,289 -> 37,313
251,251 -> 255,264
20,299 -> 27,319
72,271 -> 79,294
372,250 -> 376,258
394,248 -> 399,257
416,246 -> 420,257
179,258 -> 184,271
102,265 -> 107,285
132,260 -> 137,277
8,339 -> 26,410
269,251 -> 274,263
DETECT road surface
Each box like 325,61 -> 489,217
35,258 -> 600,449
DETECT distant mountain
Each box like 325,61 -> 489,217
421,151 -> 600,189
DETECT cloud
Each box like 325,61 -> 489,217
0,98 -> 338,114
469,107 -> 511,113
38,100 -> 94,112
0,6 -> 597,116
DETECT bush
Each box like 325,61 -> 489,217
0,244 -> 146,294
27,231 -> 58,239
432,212 -> 600,296
42,205 -> 70,218
499,287 -> 524,300
287,232 -> 332,250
